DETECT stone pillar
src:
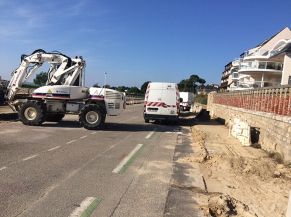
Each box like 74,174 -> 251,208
281,53 -> 291,85
261,73 -> 264,87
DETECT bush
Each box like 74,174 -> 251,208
195,94 -> 208,105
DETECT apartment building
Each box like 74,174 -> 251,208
220,61 -> 232,90
220,59 -> 240,91
220,27 -> 291,91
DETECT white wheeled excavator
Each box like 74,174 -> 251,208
7,49 -> 125,129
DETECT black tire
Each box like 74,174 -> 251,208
19,101 -> 46,126
79,104 -> 105,130
144,119 -> 149,123
46,114 -> 65,122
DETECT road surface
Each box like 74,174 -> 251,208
0,104 -> 183,217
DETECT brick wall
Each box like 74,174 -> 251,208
207,86 -> 291,163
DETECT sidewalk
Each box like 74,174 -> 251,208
164,113 -> 291,216
164,125 -> 205,217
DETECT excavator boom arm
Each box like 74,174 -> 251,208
7,49 -> 85,101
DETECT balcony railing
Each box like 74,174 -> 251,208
248,49 -> 269,57
232,58 -> 241,66
239,61 -> 283,72
229,80 -> 281,90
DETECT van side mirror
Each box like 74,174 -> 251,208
179,98 -> 183,102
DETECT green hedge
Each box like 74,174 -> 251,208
195,94 -> 207,105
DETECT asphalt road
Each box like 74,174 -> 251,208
0,104 -> 183,217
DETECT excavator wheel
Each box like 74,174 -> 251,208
19,101 -> 46,126
45,114 -> 65,122
79,104 -> 105,130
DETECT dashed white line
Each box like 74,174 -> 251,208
145,131 -> 155,139
48,146 -> 61,152
112,144 -> 144,174
22,154 -> 38,161
90,132 -> 97,135
0,166 -> 7,171
165,131 -> 181,134
69,197 -> 99,217
66,139 -> 77,144
80,135 -> 87,139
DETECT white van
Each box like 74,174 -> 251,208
144,82 -> 180,123
180,92 -> 195,111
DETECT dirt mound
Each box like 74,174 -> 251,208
189,124 -> 291,217
230,157 -> 277,180
203,153 -> 289,181
207,194 -> 258,217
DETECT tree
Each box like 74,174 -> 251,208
116,86 -> 128,92
33,72 -> 48,86
127,86 -> 141,95
140,81 -> 150,94
178,74 -> 206,93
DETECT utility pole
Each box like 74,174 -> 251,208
104,72 -> 107,87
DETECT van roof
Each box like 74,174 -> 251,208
149,82 -> 177,87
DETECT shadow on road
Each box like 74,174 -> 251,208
41,121 -> 182,132
1,111 -> 198,132
42,120 -> 82,128
0,113 -> 18,121
40,118 -> 195,132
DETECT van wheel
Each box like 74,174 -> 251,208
19,101 -> 46,126
79,104 -> 105,130
145,119 -> 149,123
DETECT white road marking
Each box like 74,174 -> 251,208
0,166 -> 7,171
90,132 -> 97,135
67,139 -> 77,144
69,197 -> 97,217
48,146 -> 61,152
112,144 -> 144,174
80,135 -> 87,139
165,131 -> 181,134
145,131 -> 155,139
22,154 -> 38,161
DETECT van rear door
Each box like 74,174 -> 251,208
146,83 -> 177,115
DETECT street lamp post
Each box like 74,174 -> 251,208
104,72 -> 107,87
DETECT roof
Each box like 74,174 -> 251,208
254,27 -> 290,49
241,27 -> 290,57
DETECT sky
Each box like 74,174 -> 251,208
0,0 -> 291,88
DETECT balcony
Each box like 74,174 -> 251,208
239,61 -> 283,73
220,81 -> 229,88
229,80 -> 281,91
232,58 -> 241,66
246,49 -> 269,56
